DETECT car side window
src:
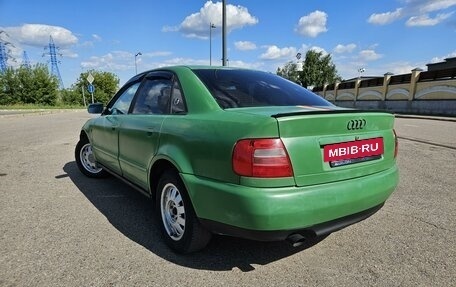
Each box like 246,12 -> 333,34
170,80 -> 187,114
132,79 -> 173,114
109,82 -> 140,115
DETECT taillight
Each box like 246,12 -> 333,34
232,138 -> 293,178
393,129 -> 398,158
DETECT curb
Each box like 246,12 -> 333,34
0,109 -> 86,118
394,114 -> 456,122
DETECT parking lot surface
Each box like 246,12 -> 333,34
0,111 -> 455,286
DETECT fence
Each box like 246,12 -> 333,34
313,67 -> 456,116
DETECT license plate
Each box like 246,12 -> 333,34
323,138 -> 384,162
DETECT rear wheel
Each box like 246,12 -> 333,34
75,138 -> 107,178
156,170 -> 211,253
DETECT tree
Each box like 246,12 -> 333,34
60,89 -> 83,106
0,64 -> 58,105
301,50 -> 341,88
72,70 -> 119,105
30,65 -> 59,105
0,68 -> 20,105
277,50 -> 341,88
277,61 -> 301,84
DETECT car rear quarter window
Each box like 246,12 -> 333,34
170,80 -> 187,114
193,69 -> 333,109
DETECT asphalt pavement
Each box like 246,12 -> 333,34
0,110 -> 454,287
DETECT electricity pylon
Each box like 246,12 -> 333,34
43,36 -> 64,88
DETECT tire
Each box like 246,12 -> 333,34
75,138 -> 108,178
156,170 -> 212,253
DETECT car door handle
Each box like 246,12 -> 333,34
146,127 -> 155,137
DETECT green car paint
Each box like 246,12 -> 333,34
79,65 -> 398,243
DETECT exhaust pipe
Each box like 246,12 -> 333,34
286,233 -> 307,247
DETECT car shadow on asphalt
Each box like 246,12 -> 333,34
62,161 -> 326,272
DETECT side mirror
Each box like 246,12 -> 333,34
87,103 -> 104,114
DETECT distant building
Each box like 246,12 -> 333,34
426,57 -> 456,71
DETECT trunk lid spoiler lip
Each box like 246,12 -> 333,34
271,109 -> 393,118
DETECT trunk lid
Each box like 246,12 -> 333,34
271,109 -> 396,186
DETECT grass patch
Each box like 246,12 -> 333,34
0,104 -> 85,110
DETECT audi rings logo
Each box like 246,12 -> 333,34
347,119 -> 366,130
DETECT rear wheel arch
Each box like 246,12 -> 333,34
149,159 -> 180,198
148,146 -> 194,192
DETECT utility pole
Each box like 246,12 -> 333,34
0,31 -> 14,73
43,36 -> 64,89
222,0 -> 227,66
0,42 -> 8,73
135,52 -> 142,74
21,51 -> 31,69
209,23 -> 216,66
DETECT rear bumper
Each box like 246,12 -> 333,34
200,203 -> 384,241
181,164 -> 398,240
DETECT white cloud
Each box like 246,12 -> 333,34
418,0 -> 456,13
81,51 -> 134,71
309,46 -> 328,56
0,31 -> 22,61
165,1 -> 258,39
260,45 -> 297,60
334,43 -> 357,54
383,61 -> 425,75
80,50 -> 174,72
359,49 -> 383,61
2,24 -> 78,47
368,0 -> 456,26
60,49 -> 78,58
143,51 -> 173,57
406,12 -> 454,26
295,10 -> 328,37
224,60 -> 262,69
162,25 -> 179,33
430,50 -> 456,63
368,8 -> 403,25
235,41 -> 257,51
92,34 -> 102,41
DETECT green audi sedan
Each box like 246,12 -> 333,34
75,66 -> 398,253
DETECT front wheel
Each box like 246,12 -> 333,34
75,138 -> 107,178
156,170 -> 211,253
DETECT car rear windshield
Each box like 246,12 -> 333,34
193,69 -> 333,109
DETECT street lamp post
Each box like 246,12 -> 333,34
358,67 -> 365,78
135,52 -> 142,74
222,0 -> 227,66
209,23 -> 216,66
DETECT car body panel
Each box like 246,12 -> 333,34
119,115 -> 164,190
89,115 -> 122,174
156,110 -> 280,184
182,164 -> 398,231
276,112 -> 396,186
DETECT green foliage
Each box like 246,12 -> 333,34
0,65 -> 119,107
277,50 -> 342,88
0,68 -> 18,105
277,62 -> 301,84
60,89 -> 84,106
72,70 -> 119,105
0,64 -> 59,105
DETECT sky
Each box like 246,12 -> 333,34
1,0 -> 455,88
